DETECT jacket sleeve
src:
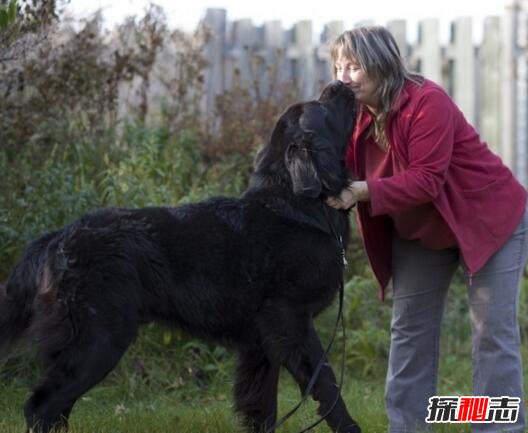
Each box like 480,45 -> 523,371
367,89 -> 455,216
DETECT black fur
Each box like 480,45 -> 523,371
0,81 -> 360,433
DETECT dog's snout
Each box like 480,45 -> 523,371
320,80 -> 355,104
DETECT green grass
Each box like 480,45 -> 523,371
2,345 -> 526,433
1,372 -> 377,433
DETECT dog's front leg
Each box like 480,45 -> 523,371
257,304 -> 361,433
288,326 -> 361,433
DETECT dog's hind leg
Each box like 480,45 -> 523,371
257,303 -> 361,433
233,345 -> 280,433
24,321 -> 137,433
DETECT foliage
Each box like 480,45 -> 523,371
0,146 -> 100,275
100,125 -> 202,207
200,71 -> 299,162
0,0 -> 63,67
0,0 -> 17,31
342,275 -> 391,377
0,125 -> 255,283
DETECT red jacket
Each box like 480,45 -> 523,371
345,79 -> 527,300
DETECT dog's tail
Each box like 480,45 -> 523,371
0,231 -> 58,357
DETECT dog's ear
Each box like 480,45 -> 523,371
299,103 -> 328,134
254,103 -> 303,173
285,141 -> 322,198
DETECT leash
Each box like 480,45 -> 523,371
265,205 -> 348,433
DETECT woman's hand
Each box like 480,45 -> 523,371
326,188 -> 357,210
326,181 -> 369,210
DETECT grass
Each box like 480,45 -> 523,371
0,371 -> 378,433
2,344 -> 526,433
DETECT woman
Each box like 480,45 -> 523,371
327,26 -> 527,433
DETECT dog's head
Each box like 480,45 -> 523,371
254,81 -> 356,198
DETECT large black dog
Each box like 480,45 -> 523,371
0,81 -> 359,433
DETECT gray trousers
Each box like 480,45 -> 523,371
386,210 -> 528,433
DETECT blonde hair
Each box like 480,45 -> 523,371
330,26 -> 423,148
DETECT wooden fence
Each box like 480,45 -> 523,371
201,2 -> 528,184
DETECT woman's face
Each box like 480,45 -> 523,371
335,53 -> 379,111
